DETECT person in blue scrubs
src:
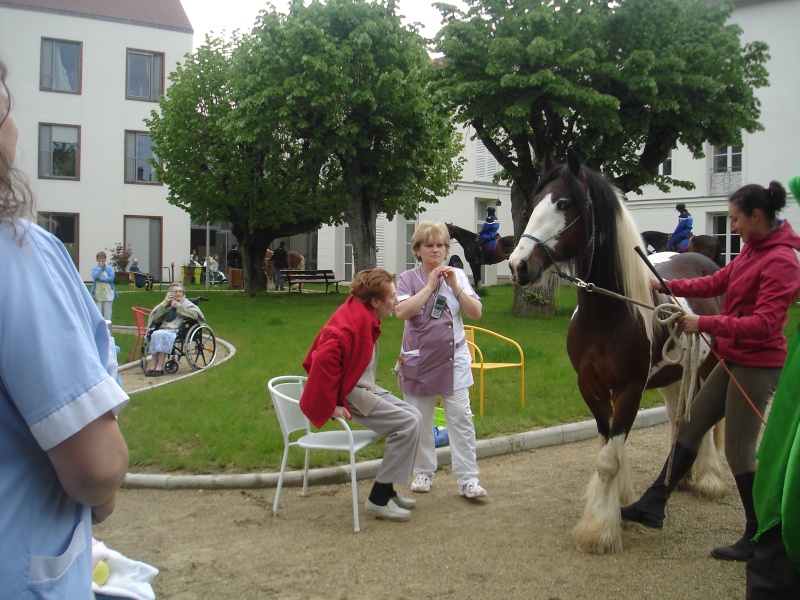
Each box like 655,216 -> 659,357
0,59 -> 130,598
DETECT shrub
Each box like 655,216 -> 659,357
108,242 -> 133,272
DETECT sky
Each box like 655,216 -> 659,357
180,0 -> 459,50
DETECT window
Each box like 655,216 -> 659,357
710,145 -> 742,196
659,150 -> 673,177
405,221 -> 417,271
39,124 -> 80,179
127,50 -> 163,101
38,212 -> 79,267
125,216 -> 162,280
475,140 -> 500,182
41,39 -> 81,93
125,131 -> 159,183
712,213 -> 740,266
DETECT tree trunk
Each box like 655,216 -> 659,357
344,161 -> 378,273
239,233 -> 271,297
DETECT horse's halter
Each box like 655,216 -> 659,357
520,183 -> 596,282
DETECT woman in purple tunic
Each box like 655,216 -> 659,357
395,221 -> 488,499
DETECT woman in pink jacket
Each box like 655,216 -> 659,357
622,181 -> 800,563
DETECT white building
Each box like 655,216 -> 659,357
2,0 -> 795,285
627,0 -> 800,264
0,0 -> 193,282
317,0 -> 799,279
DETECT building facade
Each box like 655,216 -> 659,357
2,0 -> 795,285
0,0 -> 193,282
626,0 -> 799,264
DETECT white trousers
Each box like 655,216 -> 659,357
95,300 -> 112,321
404,388 -> 479,486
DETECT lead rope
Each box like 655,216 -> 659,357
559,276 -> 699,485
653,303 -> 702,485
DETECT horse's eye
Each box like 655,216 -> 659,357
556,199 -> 571,211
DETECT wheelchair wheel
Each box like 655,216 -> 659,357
139,343 -> 149,374
185,324 -> 216,371
165,359 -> 179,375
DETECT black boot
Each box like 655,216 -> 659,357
475,247 -> 485,265
711,472 -> 757,561
620,442 -> 697,529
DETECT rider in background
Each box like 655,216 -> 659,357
476,206 -> 499,264
668,202 -> 693,251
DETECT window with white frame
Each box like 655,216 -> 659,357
405,221 -> 417,271
712,213 -> 740,266
39,124 -> 79,179
126,49 -> 163,101
41,39 -> 81,94
475,140 -> 500,181
659,150 -> 673,177
125,131 -> 159,183
710,145 -> 742,196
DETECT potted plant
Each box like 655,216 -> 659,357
108,242 -> 133,284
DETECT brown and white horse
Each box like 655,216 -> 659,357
509,150 -> 725,553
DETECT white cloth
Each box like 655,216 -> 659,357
92,539 -> 158,600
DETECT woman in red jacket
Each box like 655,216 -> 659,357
621,181 -> 800,562
300,269 -> 422,522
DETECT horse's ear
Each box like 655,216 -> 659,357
566,148 -> 586,185
543,153 -> 557,173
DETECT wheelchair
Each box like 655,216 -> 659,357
139,296 -> 217,375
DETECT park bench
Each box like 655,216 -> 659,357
280,269 -> 344,294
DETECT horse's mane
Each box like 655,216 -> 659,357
539,164 -> 654,338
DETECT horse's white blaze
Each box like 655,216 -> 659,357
509,192 -> 567,272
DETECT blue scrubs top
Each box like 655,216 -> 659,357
0,221 -> 128,598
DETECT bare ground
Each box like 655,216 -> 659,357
95,422 -> 748,600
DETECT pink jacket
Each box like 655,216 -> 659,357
668,220 -> 800,367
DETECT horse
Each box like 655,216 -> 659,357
264,249 -> 305,290
508,150 -> 726,554
445,222 -> 516,287
641,230 -> 722,266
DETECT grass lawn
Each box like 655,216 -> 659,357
110,282 -> 799,474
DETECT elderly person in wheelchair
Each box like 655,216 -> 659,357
145,282 -> 205,377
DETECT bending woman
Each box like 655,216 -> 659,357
300,269 -> 422,522
621,182 -> 800,562
146,282 -> 204,377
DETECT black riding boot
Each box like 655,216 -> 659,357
475,246 -> 485,265
620,442 -> 697,529
711,472 -> 757,561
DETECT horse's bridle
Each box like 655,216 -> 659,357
520,185 -> 596,282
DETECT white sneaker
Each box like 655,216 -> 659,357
364,499 -> 411,522
410,472 -> 433,493
459,480 -> 488,499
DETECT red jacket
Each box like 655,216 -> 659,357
300,295 -> 381,428
668,220 -> 800,367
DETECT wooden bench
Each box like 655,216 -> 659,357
280,269 -> 344,294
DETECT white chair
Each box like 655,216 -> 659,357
268,375 -> 380,532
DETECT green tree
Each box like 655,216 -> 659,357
434,0 -> 768,315
235,0 -> 463,271
148,36 -> 338,295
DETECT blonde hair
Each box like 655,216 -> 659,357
350,268 -> 394,305
410,220 -> 450,260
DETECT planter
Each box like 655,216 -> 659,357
115,271 -> 130,285
181,266 -> 200,285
